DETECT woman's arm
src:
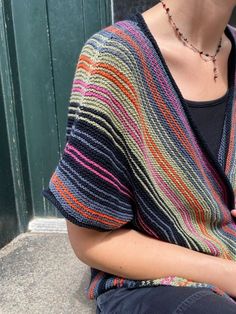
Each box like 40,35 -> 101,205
66,221 -> 236,298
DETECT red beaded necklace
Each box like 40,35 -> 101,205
160,0 -> 223,82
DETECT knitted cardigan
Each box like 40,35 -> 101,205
42,12 -> 236,302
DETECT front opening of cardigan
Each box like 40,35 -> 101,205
131,11 -> 236,211
42,12 -> 236,302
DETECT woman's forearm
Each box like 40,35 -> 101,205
69,225 -> 236,297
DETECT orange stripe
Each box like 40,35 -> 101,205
88,271 -> 105,299
52,173 -> 125,228
77,54 -> 94,68
95,62 -> 137,97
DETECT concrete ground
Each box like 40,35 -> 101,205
0,219 -> 97,314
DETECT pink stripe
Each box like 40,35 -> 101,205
65,144 -> 132,199
73,80 -> 143,147
136,207 -> 159,238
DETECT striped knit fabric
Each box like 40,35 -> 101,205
42,12 -> 236,302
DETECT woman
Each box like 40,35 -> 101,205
42,0 -> 236,312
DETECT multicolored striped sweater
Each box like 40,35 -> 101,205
42,12 -> 236,302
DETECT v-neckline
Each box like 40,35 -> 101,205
127,11 -> 236,209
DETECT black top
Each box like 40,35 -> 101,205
184,37 -> 234,160
184,89 -> 229,160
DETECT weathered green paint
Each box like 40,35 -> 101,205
47,0 -> 112,151
0,77 -> 19,248
42,0 -> 111,217
10,0 -> 60,218
0,0 -> 112,247
3,0 -> 33,229
0,0 -> 29,247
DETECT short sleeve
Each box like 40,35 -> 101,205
42,33 -> 134,232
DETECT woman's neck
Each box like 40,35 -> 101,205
148,0 -> 235,54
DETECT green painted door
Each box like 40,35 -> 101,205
0,0 -> 111,247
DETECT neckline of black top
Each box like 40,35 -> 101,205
185,89 -> 229,108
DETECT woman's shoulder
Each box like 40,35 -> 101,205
80,17 -> 141,61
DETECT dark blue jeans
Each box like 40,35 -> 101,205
95,286 -> 236,313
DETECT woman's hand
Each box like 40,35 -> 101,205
231,209 -> 236,218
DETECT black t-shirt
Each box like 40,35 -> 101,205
184,89 -> 229,160
182,28 -> 234,161
183,33 -> 234,160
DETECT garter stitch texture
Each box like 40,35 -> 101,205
42,12 -> 236,302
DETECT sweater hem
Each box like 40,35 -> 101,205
88,273 -> 236,304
